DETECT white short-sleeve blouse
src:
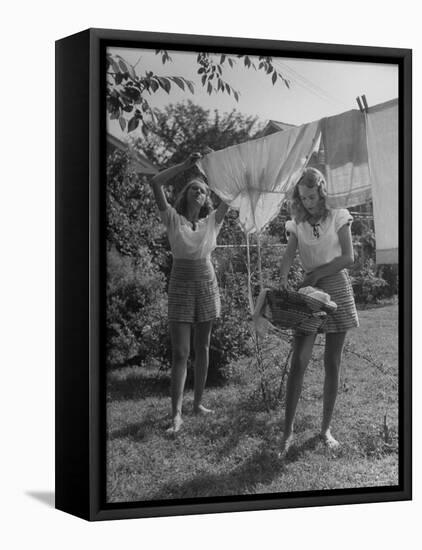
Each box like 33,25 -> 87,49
285,208 -> 352,273
160,205 -> 223,260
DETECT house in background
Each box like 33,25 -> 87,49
107,132 -> 158,176
260,119 -> 297,137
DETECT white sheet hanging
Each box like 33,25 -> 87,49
366,99 -> 399,264
198,120 -> 321,234
321,109 -> 372,208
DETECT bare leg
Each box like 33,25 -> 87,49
168,322 -> 191,433
281,333 -> 317,455
193,321 -> 213,414
320,331 -> 346,448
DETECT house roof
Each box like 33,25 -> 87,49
107,132 -> 158,175
260,119 -> 297,137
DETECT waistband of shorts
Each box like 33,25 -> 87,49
316,269 -> 349,283
171,258 -> 215,281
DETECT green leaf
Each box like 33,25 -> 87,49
234,91 -> 239,102
122,86 -> 141,102
201,74 -> 207,86
111,58 -> 120,74
185,79 -> 194,94
117,58 -> 128,73
157,77 -> 171,93
220,54 -> 226,64
119,117 -> 126,131
150,79 -> 159,92
272,71 -> 277,84
149,108 -> 157,126
228,58 -> 234,68
171,77 -> 185,91
207,82 -> 212,95
127,63 -> 137,80
128,117 -> 139,132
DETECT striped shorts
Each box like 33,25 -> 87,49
312,269 -> 359,333
168,258 -> 221,324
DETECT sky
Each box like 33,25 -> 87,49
107,46 -> 398,141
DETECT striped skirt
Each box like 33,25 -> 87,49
298,269 -> 359,334
168,258 -> 221,324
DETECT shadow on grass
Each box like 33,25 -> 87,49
107,372 -> 170,402
109,422 -> 150,442
109,411 -> 170,442
282,434 -> 321,463
151,446 -> 285,500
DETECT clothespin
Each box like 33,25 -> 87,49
356,96 -> 364,113
356,95 -> 369,113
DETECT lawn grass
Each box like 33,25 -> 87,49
106,304 -> 398,503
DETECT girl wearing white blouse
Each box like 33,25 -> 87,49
151,153 -> 229,434
279,167 -> 359,456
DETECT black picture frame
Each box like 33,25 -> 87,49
55,27 -> 412,521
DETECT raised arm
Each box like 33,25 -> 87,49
150,153 -> 201,212
215,201 -> 230,225
280,233 -> 298,288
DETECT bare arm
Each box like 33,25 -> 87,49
215,201 -> 230,225
150,153 -> 201,212
301,223 -> 354,287
280,233 -> 298,288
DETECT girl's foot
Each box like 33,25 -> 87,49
278,433 -> 294,459
193,404 -> 214,415
166,414 -> 183,434
320,429 -> 340,449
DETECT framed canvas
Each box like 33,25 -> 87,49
55,28 -> 412,521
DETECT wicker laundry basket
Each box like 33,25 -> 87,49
265,288 -> 337,334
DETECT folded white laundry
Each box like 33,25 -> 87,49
298,286 -> 336,310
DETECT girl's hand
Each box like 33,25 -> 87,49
185,152 -> 202,167
300,272 -> 318,288
280,276 -> 288,290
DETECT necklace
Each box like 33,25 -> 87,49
311,223 -> 320,238
308,217 -> 322,238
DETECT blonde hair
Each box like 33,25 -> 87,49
174,178 -> 213,219
289,167 -> 329,223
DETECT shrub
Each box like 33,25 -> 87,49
208,272 -> 254,384
350,227 -> 398,304
106,246 -> 169,367
350,259 -> 389,304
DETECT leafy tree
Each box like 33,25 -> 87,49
133,100 -> 260,166
106,50 -> 289,134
